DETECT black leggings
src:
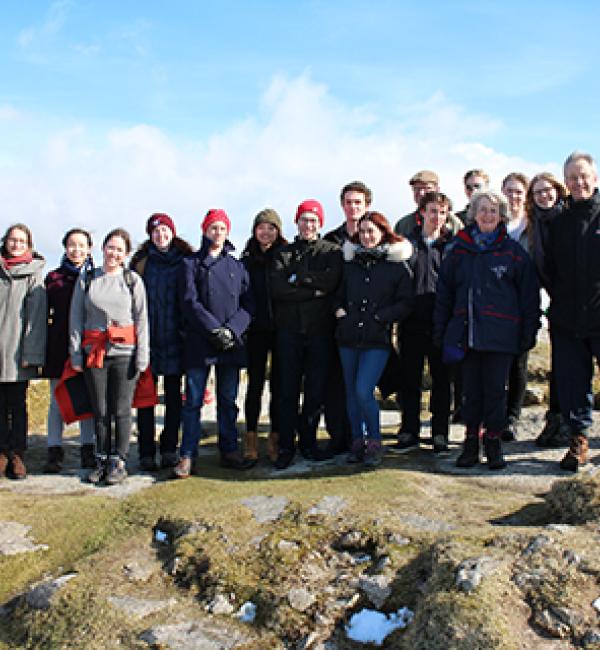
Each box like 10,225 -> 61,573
0,381 -> 28,453
85,356 -> 138,459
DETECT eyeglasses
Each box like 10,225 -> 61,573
466,183 -> 483,191
533,187 -> 556,197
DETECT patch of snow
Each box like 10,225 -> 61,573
593,597 -> 600,613
236,601 -> 256,623
345,607 -> 414,645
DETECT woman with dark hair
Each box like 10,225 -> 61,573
43,228 -> 95,473
0,223 -> 47,479
524,173 -> 571,448
130,213 -> 193,471
240,208 -> 287,464
69,228 -> 149,485
501,172 -> 532,442
334,211 -> 413,466
434,191 -> 540,470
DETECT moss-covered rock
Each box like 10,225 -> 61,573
545,474 -> 600,524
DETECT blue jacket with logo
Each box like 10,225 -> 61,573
433,223 -> 540,355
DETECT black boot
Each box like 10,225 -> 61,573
456,430 -> 479,468
80,444 -> 96,469
483,434 -> 507,470
43,446 -> 64,474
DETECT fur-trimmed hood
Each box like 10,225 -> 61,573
342,239 -> 413,263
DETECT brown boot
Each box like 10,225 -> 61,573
11,451 -> 27,480
243,430 -> 259,463
267,431 -> 279,463
0,452 -> 8,478
560,433 -> 589,472
43,446 -> 64,474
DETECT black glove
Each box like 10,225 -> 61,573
208,327 -> 235,351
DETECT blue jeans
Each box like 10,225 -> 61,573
338,347 -> 390,441
47,379 -> 95,448
553,329 -> 600,432
180,365 -> 240,458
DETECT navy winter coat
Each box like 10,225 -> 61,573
434,224 -> 540,356
44,261 -> 82,378
334,240 -> 414,349
131,240 -> 192,376
179,237 -> 253,368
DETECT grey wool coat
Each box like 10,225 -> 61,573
0,253 -> 47,381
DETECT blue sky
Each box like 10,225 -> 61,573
0,1 -> 598,261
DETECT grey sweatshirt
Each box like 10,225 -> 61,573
69,267 -> 149,371
0,253 -> 47,381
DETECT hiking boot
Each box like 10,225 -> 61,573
173,456 -> 192,479
87,455 -> 107,484
105,456 -> 127,485
11,451 -> 27,480
43,446 -> 64,474
432,433 -> 449,454
560,433 -> 589,472
347,438 -> 365,464
389,432 -> 419,454
0,452 -> 8,478
243,430 -> 259,464
535,413 -> 571,448
364,439 -> 383,467
221,450 -> 255,470
267,431 -> 279,463
80,444 -> 96,469
456,432 -> 479,468
274,448 -> 294,470
139,456 -> 158,472
160,452 -> 179,469
483,435 -> 507,470
501,417 -> 519,442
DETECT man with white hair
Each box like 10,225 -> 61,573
544,151 -> 600,471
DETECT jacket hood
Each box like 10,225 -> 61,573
342,239 -> 413,262
197,235 -> 236,259
2,251 -> 45,277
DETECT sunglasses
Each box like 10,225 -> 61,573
466,183 -> 483,192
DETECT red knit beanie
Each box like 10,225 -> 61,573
295,199 -> 324,228
202,209 -> 231,234
146,213 -> 176,237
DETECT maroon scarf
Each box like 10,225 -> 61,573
2,252 -> 33,268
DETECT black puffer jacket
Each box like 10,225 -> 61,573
334,240 -> 414,349
544,190 -> 600,337
271,236 -> 343,336
241,237 -> 286,331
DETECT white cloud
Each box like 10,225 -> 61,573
0,105 -> 22,121
0,74 -> 554,266
17,0 -> 72,50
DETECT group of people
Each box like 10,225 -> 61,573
0,150 -> 598,484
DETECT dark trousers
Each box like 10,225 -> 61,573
85,356 -> 138,459
276,329 -> 333,454
400,330 -> 451,436
548,326 -> 560,414
323,346 -> 352,452
462,350 -> 513,433
507,351 -> 528,420
244,327 -> 280,432
137,373 -> 182,459
0,381 -> 28,453
553,329 -> 600,433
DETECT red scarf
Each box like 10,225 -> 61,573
2,252 -> 33,268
